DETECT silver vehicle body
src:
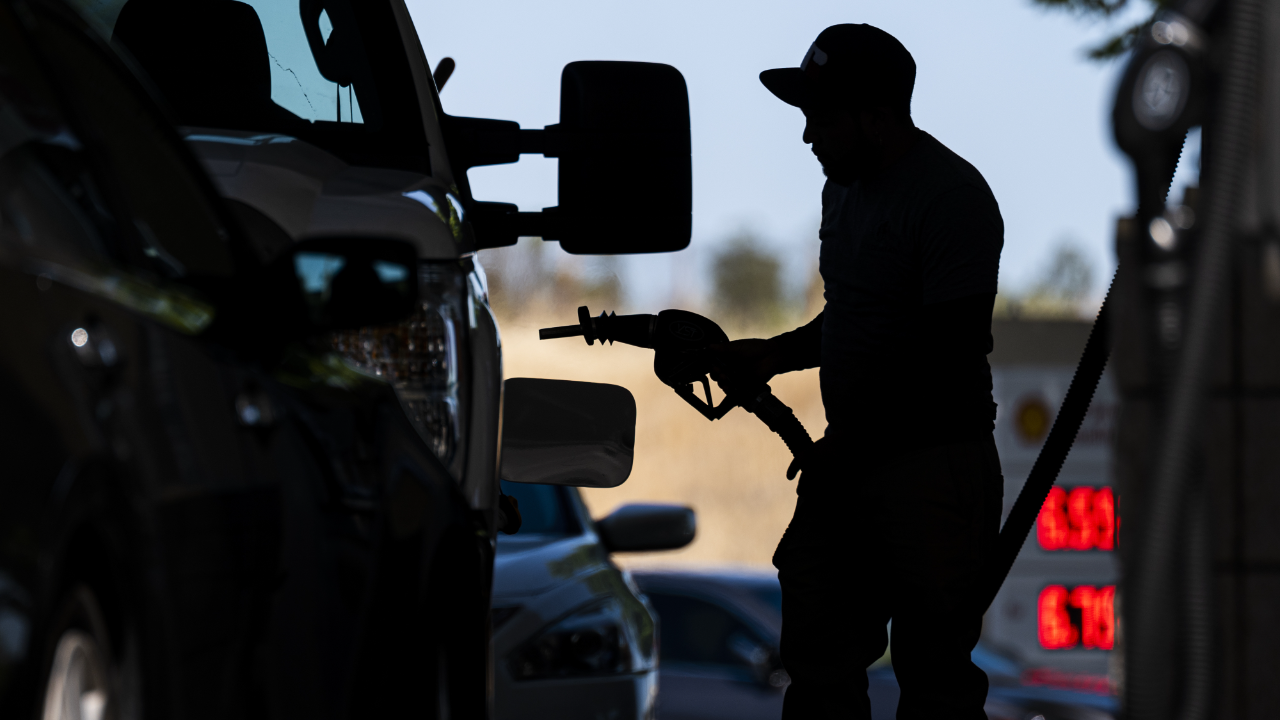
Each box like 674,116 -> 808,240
492,483 -> 659,720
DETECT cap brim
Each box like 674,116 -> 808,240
760,68 -> 809,108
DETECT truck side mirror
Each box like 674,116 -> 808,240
445,61 -> 691,255
500,378 -> 636,487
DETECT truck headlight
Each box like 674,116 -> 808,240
509,600 -> 642,681
332,262 -> 468,475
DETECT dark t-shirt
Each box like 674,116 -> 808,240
782,131 -> 1003,462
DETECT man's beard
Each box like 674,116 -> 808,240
818,153 -> 858,185
817,127 -> 878,185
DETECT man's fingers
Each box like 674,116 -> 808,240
785,436 -> 831,482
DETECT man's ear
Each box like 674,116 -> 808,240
862,106 -> 898,133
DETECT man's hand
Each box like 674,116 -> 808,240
786,435 -> 837,481
705,337 -> 784,389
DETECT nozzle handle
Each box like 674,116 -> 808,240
539,325 -> 583,340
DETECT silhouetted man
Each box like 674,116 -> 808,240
711,24 -> 1004,720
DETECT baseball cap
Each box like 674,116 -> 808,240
761,24 -> 916,113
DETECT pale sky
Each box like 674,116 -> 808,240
408,0 -> 1166,309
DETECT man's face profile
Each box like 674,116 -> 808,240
802,106 -> 875,185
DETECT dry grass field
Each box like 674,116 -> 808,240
498,313 -> 826,570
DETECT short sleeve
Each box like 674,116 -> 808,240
918,183 -> 1004,305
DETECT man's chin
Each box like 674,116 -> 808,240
819,160 -> 856,186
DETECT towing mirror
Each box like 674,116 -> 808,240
500,378 -> 636,487
595,504 -> 696,553
445,61 -> 691,254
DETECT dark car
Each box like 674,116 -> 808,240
632,569 -> 1119,720
492,480 -> 696,720
0,3 -> 488,718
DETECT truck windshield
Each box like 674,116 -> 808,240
79,0 -> 431,174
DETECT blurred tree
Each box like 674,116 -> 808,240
1033,0 -> 1174,60
480,238 -> 624,321
479,237 -> 555,319
712,234 -> 784,326
1034,241 -> 1094,302
803,264 -> 825,319
555,256 -> 621,311
995,240 -> 1097,318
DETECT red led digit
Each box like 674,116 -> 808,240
1037,488 -> 1069,550
1038,585 -> 1078,649
1070,586 -> 1099,647
1038,486 -> 1116,551
1095,586 -> 1116,650
1067,487 -> 1097,550
1094,488 -> 1115,550
1039,584 -> 1116,651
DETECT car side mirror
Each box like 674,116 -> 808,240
267,237 -> 417,335
500,378 -> 636,487
445,61 -> 691,254
595,504 -> 695,553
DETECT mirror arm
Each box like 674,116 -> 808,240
471,202 -> 561,249
444,115 -> 569,249
443,115 -> 563,170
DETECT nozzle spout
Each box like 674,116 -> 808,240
538,306 -> 658,348
539,325 -> 583,340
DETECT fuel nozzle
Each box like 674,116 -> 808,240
540,304 -> 812,461
539,306 -> 658,348
540,306 -> 728,351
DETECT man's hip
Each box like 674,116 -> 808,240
775,434 -> 1003,574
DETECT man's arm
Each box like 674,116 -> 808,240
707,312 -> 823,387
767,311 -> 823,373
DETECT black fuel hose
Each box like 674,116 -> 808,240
979,284 -> 1114,614
738,388 -> 814,460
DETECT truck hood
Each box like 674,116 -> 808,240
184,128 -> 467,259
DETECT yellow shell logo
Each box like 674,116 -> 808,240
1015,396 -> 1053,444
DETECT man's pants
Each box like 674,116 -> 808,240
772,437 -> 1003,720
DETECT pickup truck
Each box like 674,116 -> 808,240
78,0 -> 688,716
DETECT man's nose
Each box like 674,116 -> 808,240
802,119 -> 814,145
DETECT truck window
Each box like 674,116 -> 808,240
245,0 -> 365,124
95,0 -> 431,174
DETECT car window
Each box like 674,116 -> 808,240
81,0 -> 431,174
499,480 -> 577,536
0,4 -> 120,274
646,592 -> 770,670
29,2 -> 237,280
